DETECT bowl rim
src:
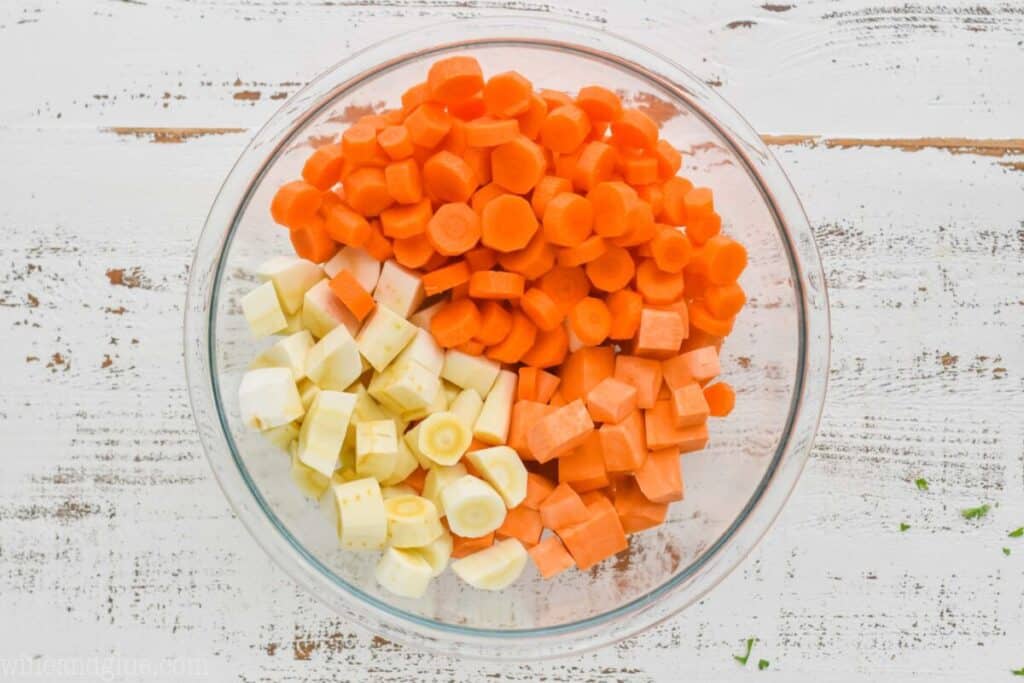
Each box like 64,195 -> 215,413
185,15 -> 830,660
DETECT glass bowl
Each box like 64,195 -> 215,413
184,16 -> 829,660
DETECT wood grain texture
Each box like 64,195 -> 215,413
1,0 -> 1022,681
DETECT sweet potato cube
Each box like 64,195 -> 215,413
669,382 -> 710,428
586,377 -> 638,423
634,308 -> 685,359
613,355 -> 662,410
523,472 -> 556,510
614,476 -> 668,533
599,410 -> 647,472
559,347 -> 615,401
528,535 -> 576,579
496,506 -> 543,547
645,401 -> 710,451
558,498 -> 628,570
509,400 -> 557,460
662,346 -> 721,389
539,482 -> 588,530
527,399 -> 595,463
634,447 -> 684,503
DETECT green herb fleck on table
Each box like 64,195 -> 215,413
962,504 -> 990,520
758,659 -> 770,671
1009,527 -> 1023,538
1003,548 -> 1011,556
899,523 -> 910,532
915,478 -> 928,491
734,638 -> 757,666
1012,666 -> 1024,676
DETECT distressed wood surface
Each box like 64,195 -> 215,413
1,1 -> 1022,681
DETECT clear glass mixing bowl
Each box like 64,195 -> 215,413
184,17 -> 830,660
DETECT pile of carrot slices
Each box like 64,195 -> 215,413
270,54 -> 747,578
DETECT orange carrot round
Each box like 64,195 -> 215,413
636,259 -> 684,304
610,109 -> 658,149
539,89 -> 573,111
637,183 -> 664,217
341,123 -> 382,165
401,81 -> 431,114
302,144 -> 345,190
377,125 -> 414,160
557,235 -> 607,267
516,93 -> 548,140
686,211 -> 722,245
486,311 -> 537,363
464,246 -> 498,272
323,203 -> 371,246
684,186 -> 714,219
654,140 -> 682,178
569,297 -> 612,346
688,300 -> 735,337
531,175 -> 573,218
610,201 -> 656,247
469,270 -> 525,299
393,233 -> 436,269
362,220 -> 393,261
520,324 -> 569,368
585,246 -> 635,292
660,176 -> 694,226
344,167 -> 394,216
621,155 -> 659,187
540,104 -> 592,154
422,150 -> 478,203
483,71 -> 533,118
576,86 -> 622,122
405,103 -> 453,149
289,216 -> 337,263
542,193 -> 594,247
271,180 -> 322,229
650,229 -> 692,273
384,158 -> 423,205
379,197 -> 432,239
692,235 -> 748,284
497,232 -> 555,279
421,260 -> 472,296
520,287 -> 564,331
469,182 -> 507,214
431,298 -> 482,347
481,194 -> 538,252
491,135 -> 547,194
474,301 -> 513,346
587,181 -> 637,237
329,270 -> 376,321
539,265 -> 590,314
703,382 -> 736,417
704,282 -> 747,319
426,202 -> 481,256
427,56 -> 484,105
606,289 -> 643,340
572,141 -> 617,192
465,117 -> 520,148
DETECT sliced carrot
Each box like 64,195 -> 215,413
405,102 -> 453,149
344,167 -> 393,216
637,183 -> 664,218
384,158 -> 423,205
650,228 -> 692,273
486,311 -> 537,364
614,476 -> 668,534
541,104 -> 592,153
704,282 -> 746,319
362,220 -> 393,261
464,246 -> 498,272
576,85 -> 622,122
271,180 -> 322,229
377,125 -> 414,161
663,346 -> 721,388
558,346 -> 615,402
425,202 -> 480,256
401,81 -> 431,115
609,201 -> 656,247
469,270 -> 525,299
586,120 -> 609,142
448,93 -> 486,121
465,116 -> 519,147
548,391 -> 567,407
356,113 -> 389,131
569,296 -> 611,346
480,194 -> 538,252
450,531 -> 494,559
520,325 -> 569,369
688,300 -> 734,337
687,210 -> 722,245
422,150 -> 477,203
654,140 -> 682,178
463,148 -> 493,190
423,251 -> 449,272
610,108 -> 658,149
538,265 -> 590,315
498,232 -> 555,279
473,300 -> 513,346
392,233 -> 435,269
492,134 -> 547,194
634,307 -> 686,359
599,411 -> 647,472
509,400 -> 557,460
469,182 -> 508,214
527,177 -> 566,220
660,176 -> 694,225
554,148 -> 581,182
542,193 -> 594,247
572,141 -> 617,192
529,536 -> 576,579
323,202 -> 371,247
586,377 -> 638,424
527,399 -> 595,463
633,447 -> 684,503
379,197 -> 432,239
683,269 -> 709,300
684,186 -> 714,219
517,366 -> 539,402
557,235 -> 607,267
520,287 -> 563,331
524,472 -> 556,509
539,88 -> 573,111
703,381 -> 736,417
539,482 -> 589,530
689,235 -> 747,285
402,467 -> 427,494
606,289 -> 644,340
496,505 -> 543,547
427,56 -> 484,105
636,258 -> 685,304
613,355 -> 662,410
621,154 -> 659,187
442,118 -> 471,156
516,93 -> 548,140
421,260 -> 471,296
341,123 -> 382,165
289,216 -> 338,263
483,70 -> 533,118
557,497 -> 628,570
430,298 -> 481,348
585,246 -> 635,292
302,143 -> 345,190
587,181 -> 637,238
328,270 -> 376,322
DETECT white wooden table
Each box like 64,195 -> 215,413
2,1 -> 1022,681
